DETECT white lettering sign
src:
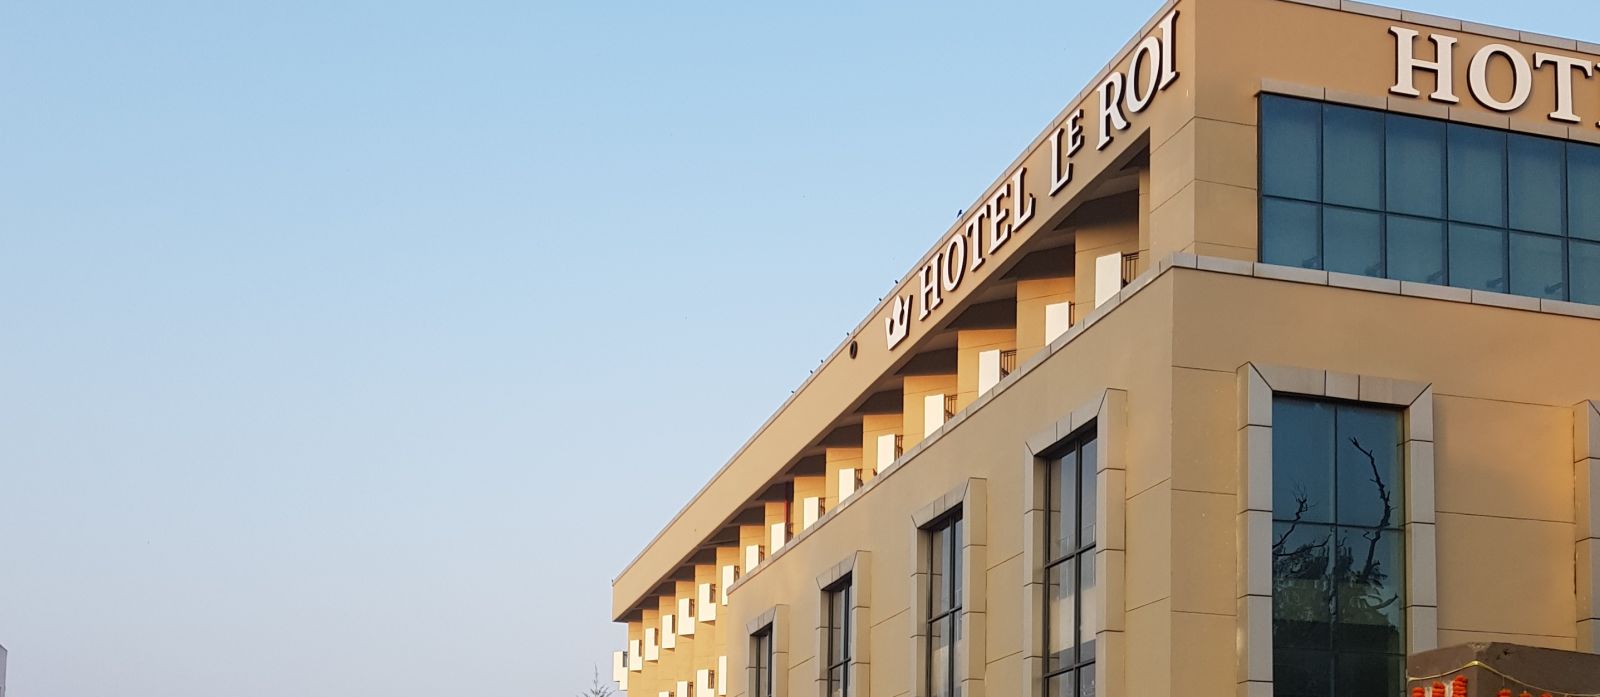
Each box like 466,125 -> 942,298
1391,26 -> 1600,124
883,9 -> 1180,350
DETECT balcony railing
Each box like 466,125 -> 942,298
1121,251 -> 1141,287
999,348 -> 1017,379
943,394 -> 958,421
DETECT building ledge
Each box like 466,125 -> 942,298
1278,0 -> 1600,54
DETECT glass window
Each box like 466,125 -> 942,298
1573,240 -> 1600,305
1260,95 -> 1600,307
1323,105 -> 1383,209
1044,432 -> 1098,697
1386,114 -> 1445,219
1571,143 -> 1600,242
826,578 -> 852,697
753,626 -> 774,697
1447,124 -> 1506,227
1271,397 -> 1405,697
1262,96 -> 1321,201
1510,232 -> 1566,300
1323,207 -> 1383,276
1510,134 -> 1564,235
1262,198 -> 1322,269
1385,216 -> 1446,284
1449,224 -> 1507,292
928,513 -> 963,697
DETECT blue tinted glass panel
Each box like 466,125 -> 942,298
1332,528 -> 1405,653
1323,208 -> 1383,276
1385,216 -> 1446,284
1449,224 -> 1507,292
1262,198 -> 1322,269
1509,134 -> 1564,235
1262,96 -> 1321,201
1273,399 -> 1334,524
1322,105 -> 1383,209
1334,405 -> 1403,528
1448,125 -> 1506,226
1571,240 -> 1600,305
1570,143 -> 1600,241
1510,232 -> 1566,300
1273,523 -> 1334,649
1385,114 -> 1445,218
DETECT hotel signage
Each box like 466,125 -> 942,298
1392,27 -> 1599,124
884,10 -> 1180,351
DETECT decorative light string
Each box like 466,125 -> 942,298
1407,659 -> 1600,697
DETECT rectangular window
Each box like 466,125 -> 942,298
1260,94 -> 1596,305
826,578 -> 853,697
927,512 -> 964,697
752,626 -> 774,697
1271,398 -> 1405,697
1044,433 -> 1098,697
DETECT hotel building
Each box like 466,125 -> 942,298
608,1 -> 1600,695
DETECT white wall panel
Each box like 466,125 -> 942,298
1045,301 -> 1073,342
924,393 -> 946,435
1095,252 -> 1121,307
978,349 -> 1002,393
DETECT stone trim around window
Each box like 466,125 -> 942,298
1235,363 -> 1437,697
1020,389 -> 1128,697
815,552 -> 871,697
909,478 -> 987,697
1575,401 -> 1600,652
745,605 -> 790,697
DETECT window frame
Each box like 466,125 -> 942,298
1234,363 -> 1438,697
824,576 -> 853,697
1256,92 -> 1595,303
925,510 -> 963,697
752,624 -> 775,697
1040,433 -> 1098,697
1269,395 -> 1408,697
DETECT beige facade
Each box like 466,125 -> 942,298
608,2 -> 1600,696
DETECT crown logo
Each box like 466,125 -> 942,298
885,294 -> 911,350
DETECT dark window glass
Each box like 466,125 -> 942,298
1386,115 -> 1445,218
1447,124 -> 1507,227
1271,398 -> 1405,697
1044,432 -> 1098,697
928,514 -> 963,697
1275,650 -> 1333,697
1323,207 -> 1383,276
1570,143 -> 1600,242
1262,96 -> 1321,201
1272,399 -> 1335,525
1323,105 -> 1383,209
753,628 -> 774,697
1509,134 -> 1564,235
1510,232 -> 1566,300
1335,654 -> 1404,697
1262,198 -> 1322,269
1386,215 -> 1446,284
1573,240 -> 1600,305
1332,406 -> 1403,528
1262,96 -> 1600,308
826,579 -> 852,697
1448,223 -> 1507,292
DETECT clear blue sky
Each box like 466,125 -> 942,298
0,1 -> 1587,695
